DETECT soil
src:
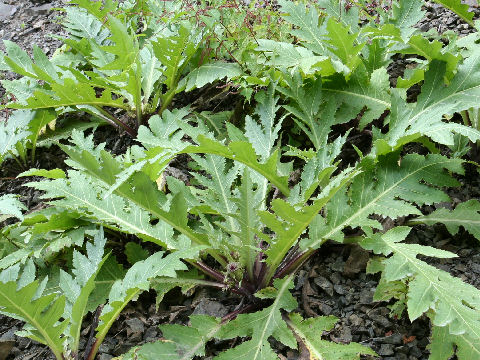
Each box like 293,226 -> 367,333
0,1 -> 480,360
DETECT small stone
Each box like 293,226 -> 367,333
313,276 -> 334,296
359,288 -> 374,304
331,258 -> 345,272
318,302 -> 333,315
0,2 -> 16,21
192,299 -> 228,318
0,340 -> 14,360
97,355 -> 113,360
336,326 -> 353,343
344,245 -> 370,277
144,326 -> 158,342
329,272 -> 342,285
376,333 -> 403,345
409,345 -> 423,358
370,314 -> 392,328
348,314 -> 363,327
126,318 -> 145,334
33,20 -> 45,29
25,3 -> 52,16
378,344 -> 395,356
334,284 -> 346,295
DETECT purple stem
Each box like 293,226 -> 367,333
194,261 -> 251,297
273,249 -> 316,281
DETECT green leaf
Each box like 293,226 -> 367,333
217,276 -> 297,360
0,194 -> 26,221
190,154 -> 241,224
287,313 -> 376,359
361,227 -> 480,341
183,136 -> 290,196
0,269 -> 67,359
303,154 -> 464,248
19,168 -> 66,179
63,6 -> 110,45
59,136 -> 211,249
95,248 -> 202,349
178,62 -> 242,92
101,15 -> 138,71
2,40 -> 36,77
396,35 -> 460,81
126,315 -> 223,360
429,325 -> 480,360
152,24 -> 197,91
389,0 -> 425,40
383,57 -> 480,148
60,228 -> 108,352
323,66 -> 390,129
324,18 -> 364,72
0,110 -> 31,161
6,77 -> 127,110
263,167 -> 357,280
255,39 -> 344,76
29,171 -> 179,249
410,199 -> 480,241
245,84 -> 282,160
277,0 -> 327,55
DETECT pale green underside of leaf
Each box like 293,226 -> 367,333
6,78 -> 127,110
303,154 -> 463,249
287,313 -> 376,360
0,280 -> 67,358
429,325 -> 480,360
178,62 -> 242,92
361,227 -> 480,341
58,143 -> 209,247
96,249 -> 201,343
0,110 -> 31,159
183,136 -> 290,196
29,171 -> 178,249
0,194 -> 26,221
411,199 -> 480,241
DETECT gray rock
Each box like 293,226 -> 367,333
125,318 -> 145,333
97,355 -> 113,360
0,2 -> 16,21
144,326 -> 158,342
0,340 -> 14,360
376,333 -> 403,345
314,276 -> 334,296
378,344 -> 395,356
359,288 -> 374,303
370,314 -> 392,328
348,314 -> 363,327
334,284 -> 346,295
329,272 -> 342,285
331,258 -> 345,272
318,302 -> 333,315
409,345 -> 423,358
25,3 -> 52,16
0,328 -> 16,341
192,299 -> 228,318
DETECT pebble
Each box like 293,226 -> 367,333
378,344 -> 395,356
314,276 -> 334,296
192,298 -> 228,317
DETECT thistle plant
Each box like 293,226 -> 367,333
1,0 -> 480,359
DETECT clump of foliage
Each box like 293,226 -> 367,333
1,0 -> 480,359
